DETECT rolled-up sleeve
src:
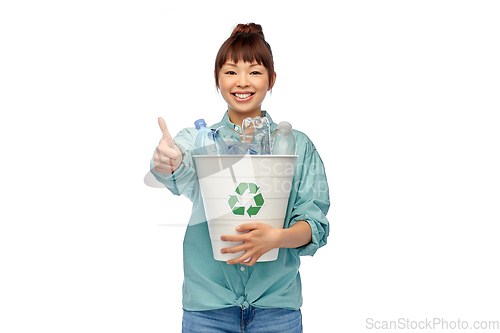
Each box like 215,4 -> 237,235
288,140 -> 330,256
150,127 -> 198,201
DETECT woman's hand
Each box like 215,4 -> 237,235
220,222 -> 282,266
153,117 -> 182,174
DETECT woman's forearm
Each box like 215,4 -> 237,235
279,220 -> 312,249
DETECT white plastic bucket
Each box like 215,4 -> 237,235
193,155 -> 297,262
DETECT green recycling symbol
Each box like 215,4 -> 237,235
228,182 -> 265,218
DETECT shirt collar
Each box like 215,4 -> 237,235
217,110 -> 275,133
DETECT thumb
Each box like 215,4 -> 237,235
158,117 -> 174,146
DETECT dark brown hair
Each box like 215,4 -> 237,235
214,23 -> 275,89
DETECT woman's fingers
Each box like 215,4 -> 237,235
221,242 -> 251,254
153,117 -> 183,174
227,251 -> 258,266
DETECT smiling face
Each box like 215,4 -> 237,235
218,60 -> 276,126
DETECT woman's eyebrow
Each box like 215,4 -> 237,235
222,63 -> 263,67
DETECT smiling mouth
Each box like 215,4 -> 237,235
231,92 -> 255,102
232,93 -> 254,98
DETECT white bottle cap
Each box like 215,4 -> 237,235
277,121 -> 292,133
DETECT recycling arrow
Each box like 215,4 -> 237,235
227,182 -> 265,218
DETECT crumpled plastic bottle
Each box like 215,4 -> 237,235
242,116 -> 271,155
214,125 -> 246,155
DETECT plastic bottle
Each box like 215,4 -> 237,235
214,125 -> 246,155
270,121 -> 296,155
242,116 -> 271,155
193,119 -> 228,155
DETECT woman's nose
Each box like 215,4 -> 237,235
237,76 -> 249,87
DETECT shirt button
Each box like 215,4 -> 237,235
240,266 -> 245,272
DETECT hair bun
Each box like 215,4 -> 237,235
231,23 -> 265,39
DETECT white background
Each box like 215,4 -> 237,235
1,0 -> 499,332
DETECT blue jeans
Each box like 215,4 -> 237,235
182,305 -> 303,333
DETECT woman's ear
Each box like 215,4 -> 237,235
268,72 -> 277,91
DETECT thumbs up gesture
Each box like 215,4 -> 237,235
153,117 -> 183,174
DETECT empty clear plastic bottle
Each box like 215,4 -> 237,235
214,125 -> 246,155
242,116 -> 271,155
271,121 -> 296,155
193,119 -> 228,155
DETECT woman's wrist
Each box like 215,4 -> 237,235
278,220 -> 312,249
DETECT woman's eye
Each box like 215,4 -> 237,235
225,71 -> 236,75
251,71 -> 261,75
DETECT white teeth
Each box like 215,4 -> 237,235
235,93 -> 252,98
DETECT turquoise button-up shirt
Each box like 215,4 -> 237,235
150,111 -> 330,311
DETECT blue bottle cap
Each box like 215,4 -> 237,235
194,119 -> 206,130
